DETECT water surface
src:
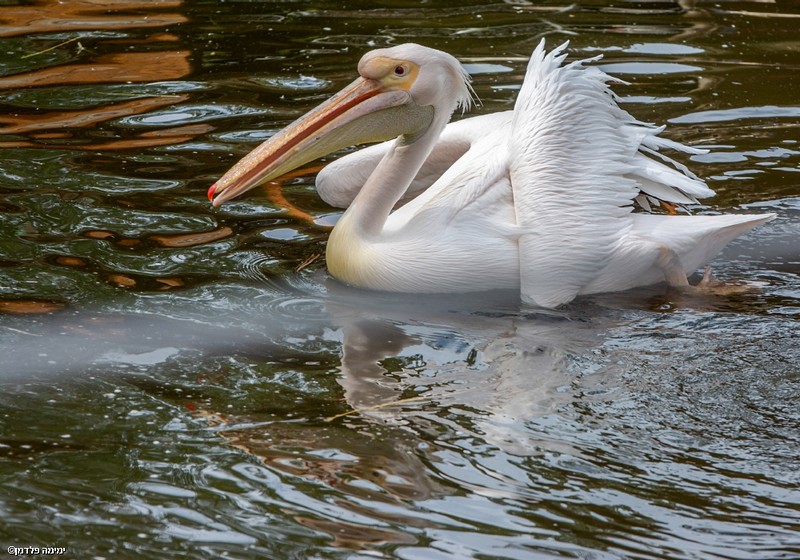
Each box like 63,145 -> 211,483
1,1 -> 799,558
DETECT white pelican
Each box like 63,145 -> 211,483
208,41 -> 774,308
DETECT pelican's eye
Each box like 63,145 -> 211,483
394,65 -> 407,77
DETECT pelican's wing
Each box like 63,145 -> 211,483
317,112 -> 509,208
384,111 -> 514,236
509,41 -> 711,307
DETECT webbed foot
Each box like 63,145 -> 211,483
683,266 -> 762,296
657,246 -> 762,297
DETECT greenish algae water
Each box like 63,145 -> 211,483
1,1 -> 798,558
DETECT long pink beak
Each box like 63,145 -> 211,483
209,77 -> 410,207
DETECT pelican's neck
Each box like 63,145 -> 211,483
342,110 -> 449,239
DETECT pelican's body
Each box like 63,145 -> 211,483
325,111 -> 519,294
210,42 -> 774,308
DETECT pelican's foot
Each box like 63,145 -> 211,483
657,246 -> 761,297
679,266 -> 762,297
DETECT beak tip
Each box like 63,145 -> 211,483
207,183 -> 217,203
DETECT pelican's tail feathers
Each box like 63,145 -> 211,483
652,212 -> 775,265
580,212 -> 777,295
645,212 -> 775,284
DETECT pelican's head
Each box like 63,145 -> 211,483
208,43 -> 473,206
357,43 -> 474,116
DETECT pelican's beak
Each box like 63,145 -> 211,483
208,77 -> 432,207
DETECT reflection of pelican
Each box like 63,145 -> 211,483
209,42 -> 774,308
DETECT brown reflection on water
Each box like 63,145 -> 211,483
1,1 -> 199,151
151,227 -> 234,248
0,51 -> 191,90
0,0 -> 186,38
0,122 -> 214,150
186,403 -> 444,550
296,517 -> 417,549
0,94 -> 190,135
0,45 -> 206,150
207,411 -> 442,499
0,299 -> 65,314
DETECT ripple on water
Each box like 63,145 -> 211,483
248,74 -> 330,92
254,294 -> 328,323
671,105 -> 800,124
2,82 -> 209,110
1,1 -> 800,558
116,103 -> 274,128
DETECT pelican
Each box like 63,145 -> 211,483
208,41 -> 774,308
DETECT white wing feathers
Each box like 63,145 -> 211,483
317,113 -> 499,209
509,40 -> 716,307
510,41 -> 635,307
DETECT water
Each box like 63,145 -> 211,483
1,1 -> 799,558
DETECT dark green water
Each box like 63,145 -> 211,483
1,1 -> 799,558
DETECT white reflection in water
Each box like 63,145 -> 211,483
327,288 -> 604,456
